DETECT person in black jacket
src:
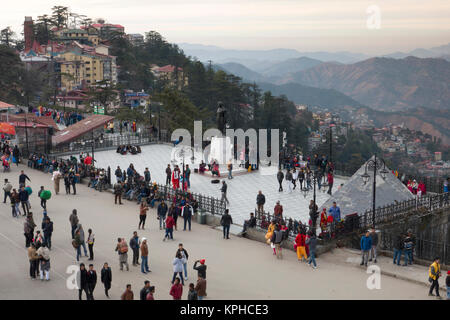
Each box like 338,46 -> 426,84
19,186 -> 29,215
41,217 -> 53,250
19,170 -> 31,187
140,280 -> 151,300
220,209 -> 233,239
78,263 -> 89,300
101,262 -> 112,298
86,264 -> 97,300
277,169 -> 284,192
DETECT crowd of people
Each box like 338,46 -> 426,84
116,145 -> 142,155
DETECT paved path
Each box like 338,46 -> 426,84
89,144 -> 346,225
0,165 -> 440,300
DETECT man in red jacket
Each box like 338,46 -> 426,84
170,277 -> 183,300
172,166 -> 180,190
164,213 -> 175,241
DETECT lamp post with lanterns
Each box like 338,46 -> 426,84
361,154 -> 389,227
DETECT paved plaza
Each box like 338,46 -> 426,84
0,165 -> 441,300
90,143 -> 346,225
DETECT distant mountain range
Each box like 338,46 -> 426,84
287,56 -> 450,112
383,43 -> 450,60
180,43 -> 370,65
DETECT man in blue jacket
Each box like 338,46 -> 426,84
328,202 -> 341,222
360,231 -> 372,266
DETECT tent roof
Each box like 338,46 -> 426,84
0,101 -> 15,109
320,156 -> 414,217
52,114 -> 114,146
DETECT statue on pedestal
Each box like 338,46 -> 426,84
216,101 -> 226,135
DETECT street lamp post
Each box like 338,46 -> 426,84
361,154 -> 389,227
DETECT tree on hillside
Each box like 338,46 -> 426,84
87,80 -> 120,115
51,6 -> 69,29
0,27 -> 15,47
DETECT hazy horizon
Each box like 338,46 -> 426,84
2,0 -> 449,55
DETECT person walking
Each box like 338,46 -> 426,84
172,253 -> 186,285
195,275 -> 207,300
220,209 -> 233,239
10,189 -> 20,217
285,169 -> 293,193
100,262 -> 112,298
271,225 -> 284,259
24,214 -> 35,248
28,243 -> 39,279
130,231 -> 140,266
309,200 -> 318,230
114,181 -> 123,205
360,231 -> 372,267
226,160 -> 233,180
277,169 -> 284,192
42,216 -> 53,250
139,202 -> 149,230
86,264 -> 97,300
185,164 -> 191,188
144,167 -> 151,184
428,257 -> 441,299
327,171 -> 334,195
182,203 -> 193,231
75,224 -> 89,258
73,229 -> 83,262
164,213 -> 175,241
306,231 -> 318,269
19,170 -> 31,187
177,243 -> 189,281
121,284 -> 134,300
36,243 -> 50,281
140,280 -> 151,300
256,190 -> 265,213
220,181 -> 229,205
140,238 -> 150,274
115,238 -> 130,271
87,229 -> 95,260
170,278 -> 183,300
38,186 -> 47,210
69,209 -> 79,239
78,263 -> 89,300
19,186 -> 30,216
3,178 -> 12,204
157,200 -> 168,230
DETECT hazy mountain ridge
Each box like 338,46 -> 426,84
288,56 -> 450,111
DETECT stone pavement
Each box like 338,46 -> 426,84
90,144 -> 347,225
0,165 -> 440,300
320,247 -> 448,295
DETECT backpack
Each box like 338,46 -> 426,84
120,240 -> 128,253
72,239 -> 80,249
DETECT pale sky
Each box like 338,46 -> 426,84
2,0 -> 450,54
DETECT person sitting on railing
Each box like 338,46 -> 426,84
137,183 -> 150,205
211,162 -> 220,177
265,220 -> 276,245
241,212 -> 257,235
417,181 -> 426,196
150,191 -> 161,208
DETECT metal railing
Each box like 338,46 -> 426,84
156,184 -> 226,216
253,208 -> 347,242
380,231 -> 449,266
50,131 -> 171,154
361,193 -> 450,229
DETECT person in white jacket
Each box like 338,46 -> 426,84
172,253 -> 186,285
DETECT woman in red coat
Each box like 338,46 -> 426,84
172,167 -> 180,190
170,278 -> 183,300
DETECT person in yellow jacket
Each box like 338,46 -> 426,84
428,257 -> 441,299
265,220 -> 276,245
